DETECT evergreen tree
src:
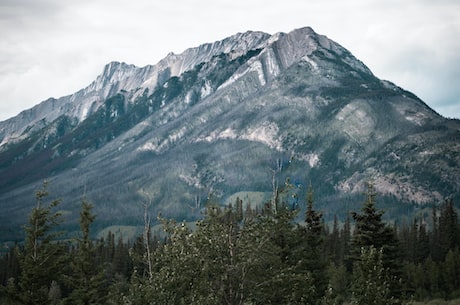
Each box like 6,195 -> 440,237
430,205 -> 442,261
350,246 -> 398,305
10,181 -> 66,305
123,200 -> 160,305
443,248 -> 460,298
399,219 -> 416,262
64,198 -> 108,305
195,206 -> 249,305
150,218 -> 212,304
438,199 -> 459,260
350,182 -> 402,302
252,205 -> 302,304
0,243 -> 20,286
401,261 -> 427,300
323,262 -> 348,305
235,196 -> 244,223
341,213 -> 352,271
425,257 -> 442,298
112,235 -> 131,277
294,185 -> 327,303
326,214 -> 341,264
415,217 -> 430,264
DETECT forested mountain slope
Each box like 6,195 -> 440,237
0,26 -> 458,241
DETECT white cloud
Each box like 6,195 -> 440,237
0,0 -> 459,120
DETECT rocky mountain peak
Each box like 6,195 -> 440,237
0,26 -> 458,242
93,61 -> 138,90
0,26 -> 366,148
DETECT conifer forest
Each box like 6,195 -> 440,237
0,181 -> 459,305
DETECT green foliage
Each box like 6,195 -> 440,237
323,263 -> 348,305
122,200 -> 325,305
294,185 -> 328,303
350,183 -> 403,301
63,198 -> 109,305
438,199 -> 460,259
7,181 -> 66,305
351,183 -> 392,251
407,298 -> 460,305
1,181 -> 460,304
150,208 -> 258,304
350,246 -> 398,305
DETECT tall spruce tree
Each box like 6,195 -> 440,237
326,214 -> 341,264
255,205 -> 303,304
64,198 -> 108,305
415,217 -> 430,264
438,199 -> 459,260
11,181 -> 66,305
298,185 -> 327,303
341,213 -> 352,271
350,182 -> 402,302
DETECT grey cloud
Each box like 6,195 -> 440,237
0,0 -> 64,23
0,0 -> 459,120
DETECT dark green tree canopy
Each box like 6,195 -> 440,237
10,181 -> 66,305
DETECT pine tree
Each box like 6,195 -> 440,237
112,235 -> 131,277
327,214 -> 341,264
430,205 -> 442,261
415,217 -> 430,264
12,181 -> 66,305
341,213 -> 352,271
350,182 -> 402,302
255,205 -> 300,304
298,185 -> 327,303
0,242 -> 20,286
443,248 -> 460,298
350,246 -> 398,305
424,257 -> 442,298
438,199 -> 459,260
64,198 -> 108,305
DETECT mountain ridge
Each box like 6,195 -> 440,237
0,26 -> 458,242
0,26 -> 375,147
0,29 -> 272,147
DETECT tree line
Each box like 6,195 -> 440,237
0,181 -> 459,305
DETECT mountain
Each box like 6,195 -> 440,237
0,27 -> 459,242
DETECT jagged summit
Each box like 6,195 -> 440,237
96,61 -> 138,88
0,26 -> 371,147
0,26 -> 458,242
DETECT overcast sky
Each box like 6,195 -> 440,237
1,0 -> 459,121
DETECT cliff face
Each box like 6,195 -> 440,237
0,26 -> 458,242
0,31 -> 271,147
